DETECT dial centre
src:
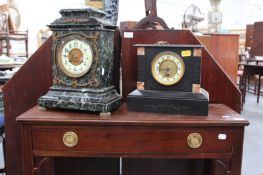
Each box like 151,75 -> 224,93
159,60 -> 178,78
68,48 -> 84,66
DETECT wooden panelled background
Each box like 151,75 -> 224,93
245,24 -> 254,51
197,34 -> 239,84
250,22 -> 263,56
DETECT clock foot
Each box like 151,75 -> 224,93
99,112 -> 111,119
38,106 -> 47,111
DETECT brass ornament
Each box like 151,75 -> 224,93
63,131 -> 78,148
72,79 -> 78,88
54,76 -> 99,88
137,82 -> 145,90
137,47 -> 145,56
193,48 -> 202,57
192,84 -> 201,93
187,133 -> 203,149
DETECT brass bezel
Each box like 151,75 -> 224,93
151,51 -> 185,86
57,36 -> 94,78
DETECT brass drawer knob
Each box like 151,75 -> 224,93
63,131 -> 78,148
187,133 -> 203,149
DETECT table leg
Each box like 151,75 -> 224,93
257,75 -> 261,103
230,127 -> 245,175
242,74 -> 247,103
247,75 -> 252,92
21,125 -> 34,175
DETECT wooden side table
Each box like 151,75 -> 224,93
17,104 -> 249,175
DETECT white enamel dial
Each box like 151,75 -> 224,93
58,39 -> 93,78
151,51 -> 185,86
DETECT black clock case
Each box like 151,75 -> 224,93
136,45 -> 202,92
127,44 -> 208,116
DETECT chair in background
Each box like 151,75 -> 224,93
238,25 -> 254,91
0,11 -> 28,58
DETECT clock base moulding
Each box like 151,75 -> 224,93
127,89 -> 208,116
38,86 -> 122,113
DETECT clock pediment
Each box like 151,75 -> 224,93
49,8 -> 116,31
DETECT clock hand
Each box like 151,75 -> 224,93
164,73 -> 170,77
69,54 -> 78,62
159,68 -> 170,72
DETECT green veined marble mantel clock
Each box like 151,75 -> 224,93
127,44 -> 209,116
38,8 -> 122,115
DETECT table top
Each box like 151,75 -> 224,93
17,104 -> 249,127
243,64 -> 263,67
247,58 -> 263,63
243,64 -> 263,72
0,74 -> 13,83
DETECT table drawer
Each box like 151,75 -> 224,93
32,125 -> 234,156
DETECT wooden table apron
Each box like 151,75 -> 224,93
17,104 -> 249,175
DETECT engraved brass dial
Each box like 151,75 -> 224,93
68,48 -> 84,66
58,38 -> 93,78
151,51 -> 185,86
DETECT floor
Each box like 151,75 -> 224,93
0,93 -> 261,175
0,142 -> 3,170
242,93 -> 263,175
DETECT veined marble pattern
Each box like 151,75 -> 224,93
103,0 -> 119,25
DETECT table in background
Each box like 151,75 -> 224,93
241,64 -> 263,103
17,104 -> 249,175
0,63 -> 22,71
247,57 -> 263,65
0,63 -> 23,84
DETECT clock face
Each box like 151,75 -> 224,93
58,38 -> 93,78
151,51 -> 185,86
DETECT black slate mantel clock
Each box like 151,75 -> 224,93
38,8 -> 122,115
127,44 -> 209,116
